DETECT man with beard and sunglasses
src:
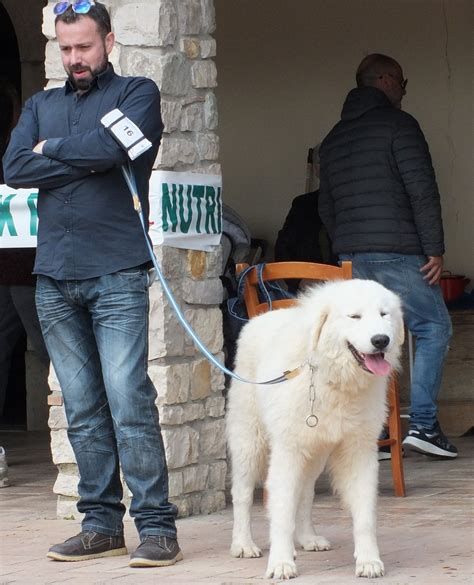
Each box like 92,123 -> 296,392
3,1 -> 182,568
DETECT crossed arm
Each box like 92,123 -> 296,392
3,78 -> 163,190
3,99 -> 91,189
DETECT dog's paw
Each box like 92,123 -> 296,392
230,542 -> 262,558
266,559 -> 298,579
301,535 -> 332,552
355,558 -> 385,578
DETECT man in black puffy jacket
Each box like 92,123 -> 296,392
319,53 -> 457,459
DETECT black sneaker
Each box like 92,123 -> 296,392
129,535 -> 183,567
402,422 -> 458,458
378,445 -> 392,461
47,531 -> 127,561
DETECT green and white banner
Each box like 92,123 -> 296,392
149,170 -> 222,251
0,171 -> 222,251
0,187 -> 39,248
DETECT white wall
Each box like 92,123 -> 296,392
215,0 -> 473,280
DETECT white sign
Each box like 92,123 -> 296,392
0,185 -> 39,248
1,171 -> 222,251
150,171 -> 222,251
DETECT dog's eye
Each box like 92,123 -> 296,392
348,314 -> 361,319
380,311 -> 387,317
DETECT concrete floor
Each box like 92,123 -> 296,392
0,430 -> 472,585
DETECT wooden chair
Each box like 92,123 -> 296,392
235,260 -> 406,497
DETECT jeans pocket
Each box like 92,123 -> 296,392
115,266 -> 148,291
349,255 -> 411,298
118,267 -> 144,277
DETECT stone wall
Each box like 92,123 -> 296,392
43,0 -> 226,518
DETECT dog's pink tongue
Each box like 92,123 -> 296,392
364,354 -> 392,376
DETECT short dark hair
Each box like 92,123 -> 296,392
356,53 -> 401,88
55,1 -> 112,39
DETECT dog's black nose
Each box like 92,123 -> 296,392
371,334 -> 390,350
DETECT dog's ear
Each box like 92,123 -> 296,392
395,308 -> 405,346
311,307 -> 329,350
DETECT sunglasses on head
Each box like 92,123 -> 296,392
54,1 -> 95,15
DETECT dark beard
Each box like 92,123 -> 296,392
68,57 -> 109,93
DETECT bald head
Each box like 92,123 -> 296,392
356,54 -> 401,87
356,53 -> 407,109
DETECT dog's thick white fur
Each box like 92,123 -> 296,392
226,279 -> 404,580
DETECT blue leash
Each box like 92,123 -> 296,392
121,163 -> 304,386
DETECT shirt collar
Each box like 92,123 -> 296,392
65,63 -> 115,94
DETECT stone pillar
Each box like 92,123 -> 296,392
44,0 -> 226,518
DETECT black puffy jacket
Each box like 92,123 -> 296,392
319,87 -> 444,257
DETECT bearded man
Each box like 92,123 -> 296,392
3,0 -> 182,567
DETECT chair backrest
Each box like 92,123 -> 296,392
236,260 -> 352,317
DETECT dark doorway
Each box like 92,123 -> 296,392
0,3 -> 21,99
0,3 -> 26,428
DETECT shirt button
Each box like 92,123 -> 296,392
72,120 -> 78,125
65,229 -> 71,233
64,200 -> 69,204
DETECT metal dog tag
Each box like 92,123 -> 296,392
305,414 -> 319,428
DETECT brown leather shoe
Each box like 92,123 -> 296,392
129,535 -> 183,567
47,531 -> 127,561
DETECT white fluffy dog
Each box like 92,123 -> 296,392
226,279 -> 404,580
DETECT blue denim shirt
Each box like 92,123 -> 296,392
3,65 -> 163,280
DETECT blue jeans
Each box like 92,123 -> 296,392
339,253 -> 452,429
36,268 -> 178,538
